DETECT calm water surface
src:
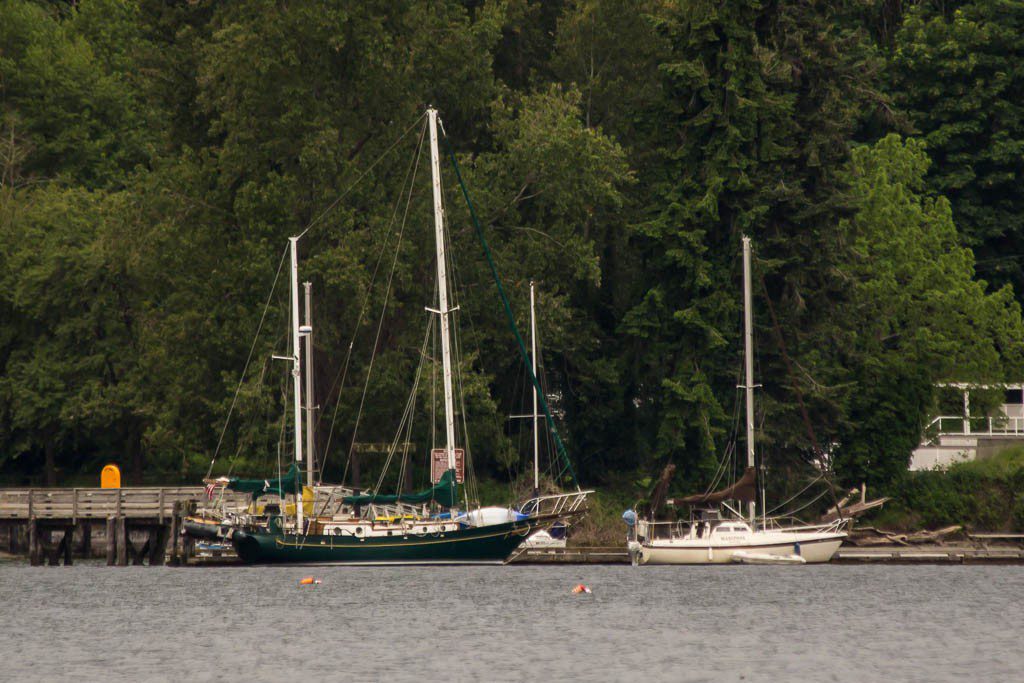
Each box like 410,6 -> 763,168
0,562 -> 1020,682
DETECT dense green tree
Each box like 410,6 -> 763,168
0,0 -> 151,188
622,0 -> 886,486
1,0 -> 1022,503
832,134 -> 1024,484
893,0 -> 1024,293
0,186 -> 148,483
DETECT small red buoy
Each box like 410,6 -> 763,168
571,584 -> 591,594
299,576 -> 322,585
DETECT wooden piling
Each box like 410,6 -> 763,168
168,501 -> 181,566
105,517 -> 116,566
28,518 -> 41,566
180,501 -> 196,566
149,526 -> 169,566
7,523 -> 23,554
79,523 -> 92,558
60,527 -> 73,566
45,529 -> 60,566
115,517 -> 128,566
182,531 -> 194,567
132,531 -> 149,566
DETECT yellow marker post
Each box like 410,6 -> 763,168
101,464 -> 121,489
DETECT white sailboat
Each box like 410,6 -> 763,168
517,282 -> 568,550
626,236 -> 847,566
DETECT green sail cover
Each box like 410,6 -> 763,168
342,469 -> 458,508
227,463 -> 300,500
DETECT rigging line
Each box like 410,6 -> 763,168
431,291 -> 437,453
296,111 -> 427,241
764,474 -> 825,516
206,243 -> 290,479
701,379 -> 744,497
318,118 -> 428,484
442,130 -> 580,489
756,265 -> 844,521
272,376 -> 289,511
453,298 -> 477,508
316,119 -> 429,452
222,354 -> 272,481
224,292 -> 291,482
385,323 -> 431,495
396,318 -> 434,496
776,486 -> 829,520
341,121 -> 426,484
438,145 -> 523,503
706,408 -> 737,494
697,247 -> 757,500
396,403 -> 416,497
440,176 -> 477,507
374,315 -> 432,493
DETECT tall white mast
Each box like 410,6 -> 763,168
530,281 -> 539,492
428,108 -> 457,472
303,281 -> 316,488
289,237 -> 305,532
742,236 -> 755,524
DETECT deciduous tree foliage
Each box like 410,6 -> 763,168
1,0 -> 1021,497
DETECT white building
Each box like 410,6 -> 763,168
910,383 -> 1024,470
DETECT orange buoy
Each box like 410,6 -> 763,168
299,576 -> 321,585
571,584 -> 591,594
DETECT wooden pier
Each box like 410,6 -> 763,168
510,546 -> 629,564
833,546 -> 1024,563
0,487 -> 248,566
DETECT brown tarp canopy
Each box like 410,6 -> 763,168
675,467 -> 757,505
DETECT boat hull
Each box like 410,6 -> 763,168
635,532 -> 846,565
230,519 -> 537,565
183,517 -> 223,540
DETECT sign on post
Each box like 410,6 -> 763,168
430,449 -> 464,484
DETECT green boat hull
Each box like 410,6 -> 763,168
230,519 -> 538,565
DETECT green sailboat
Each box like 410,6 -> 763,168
214,108 -> 589,564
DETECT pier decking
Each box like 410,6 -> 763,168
833,546 -> 1024,563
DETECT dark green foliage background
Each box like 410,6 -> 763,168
2,0 -> 1023,514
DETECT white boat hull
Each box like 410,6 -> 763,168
635,531 -> 845,565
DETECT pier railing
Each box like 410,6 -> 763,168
0,487 -> 251,521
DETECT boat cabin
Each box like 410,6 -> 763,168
635,513 -> 753,543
